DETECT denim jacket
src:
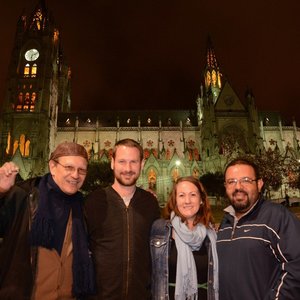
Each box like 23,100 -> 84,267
150,218 -> 217,300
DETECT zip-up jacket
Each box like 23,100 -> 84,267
217,197 -> 300,300
84,186 -> 160,300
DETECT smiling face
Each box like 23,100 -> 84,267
225,164 -> 264,217
111,145 -> 143,188
49,156 -> 87,195
175,180 -> 202,227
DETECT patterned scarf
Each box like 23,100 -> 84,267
30,174 -> 95,298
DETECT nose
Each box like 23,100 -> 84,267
125,162 -> 134,172
123,162 -> 130,171
184,195 -> 191,203
70,169 -> 80,178
235,180 -> 243,189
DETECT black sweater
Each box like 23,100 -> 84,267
84,186 -> 160,300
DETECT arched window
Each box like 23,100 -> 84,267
217,72 -> 222,88
31,64 -> 37,77
6,132 -> 11,155
206,71 -> 211,87
172,167 -> 180,182
148,168 -> 157,190
16,92 -> 23,111
24,64 -> 30,77
18,92 -> 23,104
212,70 -> 217,86
30,92 -> 36,111
13,140 -> 18,155
19,134 -> 26,156
25,140 -> 30,157
24,93 -> 30,110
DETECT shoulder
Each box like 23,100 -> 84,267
136,187 -> 158,203
84,186 -> 107,207
2,177 -> 40,201
16,177 -> 40,193
260,198 -> 292,216
257,198 -> 300,229
137,188 -> 161,219
151,218 -> 170,235
86,186 -> 106,198
84,187 -> 108,221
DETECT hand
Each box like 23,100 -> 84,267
0,162 -> 19,193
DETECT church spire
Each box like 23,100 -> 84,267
204,36 -> 222,103
28,0 -> 49,32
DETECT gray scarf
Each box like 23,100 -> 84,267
171,212 -> 219,300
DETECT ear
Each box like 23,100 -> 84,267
141,159 -> 145,170
111,157 -> 115,170
257,178 -> 264,192
48,160 -> 57,176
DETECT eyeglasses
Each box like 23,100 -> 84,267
224,177 -> 258,187
54,160 -> 87,175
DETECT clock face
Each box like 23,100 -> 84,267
24,49 -> 39,61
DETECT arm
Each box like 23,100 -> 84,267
273,208 -> 300,299
0,162 -> 19,194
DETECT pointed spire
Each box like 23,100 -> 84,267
28,0 -> 49,32
206,36 -> 220,71
204,36 -> 222,103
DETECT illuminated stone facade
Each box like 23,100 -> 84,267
1,1 -> 300,204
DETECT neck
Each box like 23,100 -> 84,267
112,181 -> 136,198
235,212 -> 244,220
186,219 -> 195,230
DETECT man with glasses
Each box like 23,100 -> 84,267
0,142 -> 95,299
217,157 -> 300,300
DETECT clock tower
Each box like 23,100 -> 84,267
0,0 -> 71,178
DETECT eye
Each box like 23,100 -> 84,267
78,168 -> 88,175
242,178 -> 250,183
241,177 -> 256,184
65,166 -> 75,172
226,179 -> 237,185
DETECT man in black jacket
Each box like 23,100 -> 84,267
85,138 -> 160,300
217,157 -> 300,300
0,142 -> 95,300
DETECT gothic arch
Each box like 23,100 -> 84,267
219,124 -> 249,154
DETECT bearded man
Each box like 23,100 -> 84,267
217,157 -> 300,300
84,138 -> 160,300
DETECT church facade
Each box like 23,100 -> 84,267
1,1 -> 300,205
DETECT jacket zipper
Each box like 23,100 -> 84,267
231,218 -> 238,240
125,206 -> 130,299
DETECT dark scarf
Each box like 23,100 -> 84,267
30,174 -> 96,298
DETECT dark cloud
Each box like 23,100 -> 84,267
1,0 -> 300,123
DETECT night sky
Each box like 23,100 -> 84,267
1,0 -> 300,124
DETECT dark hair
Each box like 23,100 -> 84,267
163,176 -> 214,227
112,138 -> 143,161
224,157 -> 261,179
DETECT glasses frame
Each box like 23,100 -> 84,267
224,177 -> 258,187
53,160 -> 88,175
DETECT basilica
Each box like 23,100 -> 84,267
1,1 -> 300,204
